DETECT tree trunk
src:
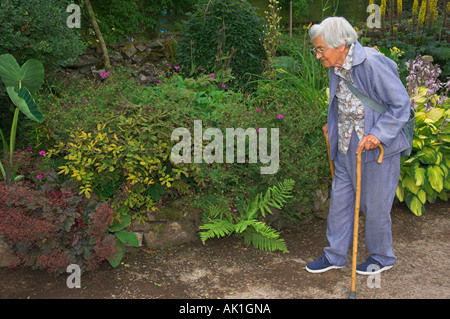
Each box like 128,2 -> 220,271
84,0 -> 111,71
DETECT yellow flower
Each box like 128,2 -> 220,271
418,0 -> 427,26
397,0 -> 402,15
412,0 -> 418,16
381,0 -> 387,16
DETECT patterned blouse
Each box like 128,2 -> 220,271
333,43 -> 365,155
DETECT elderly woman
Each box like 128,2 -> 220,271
305,17 -> 411,275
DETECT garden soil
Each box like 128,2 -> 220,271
0,200 -> 448,300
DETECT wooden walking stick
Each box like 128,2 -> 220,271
325,131 -> 334,179
349,144 -> 384,299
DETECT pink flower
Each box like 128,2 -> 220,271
39,151 -> 45,156
221,83 -> 226,88
27,146 -> 33,151
233,209 -> 238,212
82,99 -> 87,103
210,74 -> 214,78
174,66 -> 180,70
257,129 -> 261,132
36,174 -> 43,180
257,109 -> 261,112
158,80 -> 162,84
278,114 -> 284,119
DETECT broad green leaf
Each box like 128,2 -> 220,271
425,108 -> 445,124
444,179 -> 450,191
108,214 -> 132,232
427,165 -> 444,193
0,54 -> 44,93
440,134 -> 450,143
411,163 -> 426,186
417,147 -> 437,164
427,192 -> 438,203
438,191 -> 448,201
412,137 -> 424,150
108,240 -> 124,268
115,230 -> 139,247
405,194 -> 425,216
401,175 -> 420,194
396,185 -> 405,202
6,87 -> 43,123
417,189 -> 427,204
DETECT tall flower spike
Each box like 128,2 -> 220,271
412,0 -> 418,16
418,0 -> 427,26
381,0 -> 387,17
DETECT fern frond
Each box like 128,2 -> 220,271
243,229 -> 289,253
199,219 -> 234,244
235,219 -> 256,234
246,179 -> 295,219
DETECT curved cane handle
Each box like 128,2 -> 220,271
357,144 -> 385,164
376,144 -> 384,164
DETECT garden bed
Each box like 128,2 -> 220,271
1,200 -> 448,300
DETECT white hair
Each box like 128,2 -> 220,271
308,17 -> 358,49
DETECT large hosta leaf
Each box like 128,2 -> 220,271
405,194 -> 425,216
0,54 -> 44,93
6,87 -> 43,122
427,165 -> 444,193
411,163 -> 426,186
6,87 -> 43,123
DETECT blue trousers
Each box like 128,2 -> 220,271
324,130 -> 400,267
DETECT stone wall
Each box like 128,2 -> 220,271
65,37 -> 176,85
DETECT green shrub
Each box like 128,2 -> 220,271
28,68 -> 145,150
0,0 -> 86,69
396,57 -> 449,215
47,101 -> 205,222
175,0 -> 267,87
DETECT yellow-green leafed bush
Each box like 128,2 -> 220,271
48,102 -> 204,222
396,86 -> 450,215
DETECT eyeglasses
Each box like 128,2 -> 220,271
311,47 -> 329,56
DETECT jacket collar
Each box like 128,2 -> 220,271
352,41 -> 366,66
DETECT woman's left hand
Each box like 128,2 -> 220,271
356,134 -> 381,155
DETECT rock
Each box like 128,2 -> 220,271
133,196 -> 202,250
132,52 -> 147,64
70,54 -> 101,68
109,51 -> 123,63
148,40 -> 164,49
421,55 -> 434,62
135,43 -> 147,52
312,184 -> 330,219
63,37 -> 176,84
140,63 -> 158,76
121,42 -> 137,58
143,221 -> 196,250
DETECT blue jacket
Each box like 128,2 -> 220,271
327,41 -> 411,163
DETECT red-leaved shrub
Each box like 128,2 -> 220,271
0,180 -> 117,275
